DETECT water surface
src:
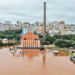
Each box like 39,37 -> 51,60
0,47 -> 75,75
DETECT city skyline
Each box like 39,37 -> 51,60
0,0 -> 75,24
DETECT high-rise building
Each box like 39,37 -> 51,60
0,24 -> 7,31
4,21 -> 11,30
17,21 -> 21,25
22,26 -> 35,35
4,21 -> 11,25
59,21 -> 65,30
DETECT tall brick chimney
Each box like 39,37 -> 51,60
43,2 -> 46,44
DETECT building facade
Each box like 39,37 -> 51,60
37,25 -> 44,35
48,29 -> 60,35
21,31 -> 40,48
0,24 -> 7,31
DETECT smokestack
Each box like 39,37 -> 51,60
43,2 -> 46,44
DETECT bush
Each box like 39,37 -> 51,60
55,40 -> 72,48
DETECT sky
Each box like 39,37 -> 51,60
0,0 -> 75,24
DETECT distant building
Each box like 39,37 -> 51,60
59,21 -> 65,25
37,25 -> 44,35
6,24 -> 10,30
52,21 -> 59,26
23,22 -> 30,27
22,26 -> 35,35
59,21 -> 65,30
73,27 -> 75,32
34,22 -> 43,31
10,24 -> 21,30
0,24 -> 7,31
46,22 -> 50,31
17,21 -> 21,26
4,21 -> 11,30
2,38 -> 8,44
60,29 -> 64,34
25,22 -> 30,26
21,31 -> 40,48
59,24 -> 64,30
63,31 -> 75,35
48,29 -> 60,35
4,21 -> 11,25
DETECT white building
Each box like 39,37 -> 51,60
48,29 -> 60,35
0,24 -> 7,31
4,21 -> 11,25
59,24 -> 64,30
4,21 -> 11,30
46,22 -> 50,31
2,38 -> 8,44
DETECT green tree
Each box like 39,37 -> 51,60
38,35 -> 43,38
0,40 -> 3,47
15,36 -> 21,41
55,40 -> 72,48
46,35 -> 56,44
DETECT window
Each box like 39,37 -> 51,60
35,38 -> 37,40
24,38 -> 26,40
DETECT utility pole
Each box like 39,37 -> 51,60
43,2 -> 46,44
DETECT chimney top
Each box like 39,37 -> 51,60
44,2 -> 46,4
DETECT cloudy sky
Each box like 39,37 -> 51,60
0,0 -> 75,24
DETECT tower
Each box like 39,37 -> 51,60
43,2 -> 46,44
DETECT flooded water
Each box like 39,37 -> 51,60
0,46 -> 75,75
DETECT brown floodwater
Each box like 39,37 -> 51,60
0,46 -> 75,75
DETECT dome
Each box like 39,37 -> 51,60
59,21 -> 65,24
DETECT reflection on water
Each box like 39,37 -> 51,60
10,49 -> 69,58
43,51 -> 46,64
21,49 -> 40,58
59,51 -> 67,56
9,49 -> 41,58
